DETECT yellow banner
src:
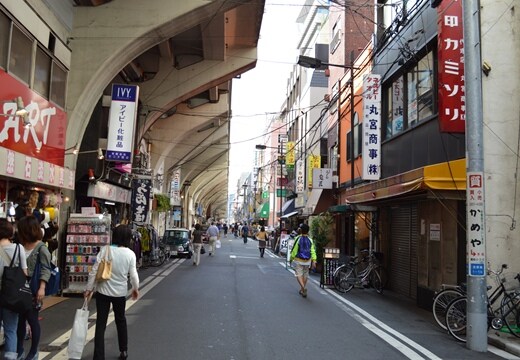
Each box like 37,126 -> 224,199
286,142 -> 295,167
308,155 -> 321,188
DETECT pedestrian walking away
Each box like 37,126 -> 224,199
84,224 -> 140,360
16,216 -> 51,360
206,222 -> 220,256
256,226 -> 267,258
191,224 -> 204,266
0,219 -> 28,360
241,224 -> 249,244
289,224 -> 316,298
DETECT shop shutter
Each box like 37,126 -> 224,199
389,205 -> 418,299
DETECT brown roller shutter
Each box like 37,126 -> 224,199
389,205 -> 418,299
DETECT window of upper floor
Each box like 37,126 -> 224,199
0,10 -> 68,109
383,48 -> 435,140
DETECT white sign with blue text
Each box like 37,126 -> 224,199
106,84 -> 139,162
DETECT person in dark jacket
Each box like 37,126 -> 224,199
16,216 -> 51,360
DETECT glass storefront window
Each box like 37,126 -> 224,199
34,46 -> 51,98
9,26 -> 32,84
50,62 -> 67,108
0,12 -> 9,70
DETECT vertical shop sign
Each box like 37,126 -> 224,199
296,159 -> 304,193
131,178 -> 151,224
307,155 -> 321,188
106,84 -> 139,162
285,142 -> 295,170
437,0 -> 465,133
170,168 -> 181,206
362,74 -> 382,180
467,172 -> 486,276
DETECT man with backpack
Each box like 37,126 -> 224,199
289,223 -> 316,298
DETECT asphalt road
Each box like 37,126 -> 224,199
33,234 -> 518,360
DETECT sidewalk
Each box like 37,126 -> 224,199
489,331 -> 520,358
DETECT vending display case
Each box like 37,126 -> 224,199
62,214 -> 111,294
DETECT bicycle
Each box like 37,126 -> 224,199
139,245 -> 167,268
333,250 -> 385,294
432,283 -> 466,330
445,264 -> 520,342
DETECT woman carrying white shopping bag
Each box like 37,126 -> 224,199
84,225 -> 140,360
67,297 -> 90,359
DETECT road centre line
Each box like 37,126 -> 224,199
48,258 -> 183,359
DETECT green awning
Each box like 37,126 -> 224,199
328,204 -> 351,213
259,202 -> 270,218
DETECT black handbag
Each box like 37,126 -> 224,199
0,244 -> 33,314
200,246 -> 206,255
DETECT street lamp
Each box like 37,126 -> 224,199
256,143 -> 286,233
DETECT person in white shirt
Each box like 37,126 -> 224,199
85,225 -> 139,360
206,222 -> 220,256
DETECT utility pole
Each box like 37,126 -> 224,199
464,0 -> 487,351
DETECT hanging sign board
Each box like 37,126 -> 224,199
170,168 -> 181,206
362,73 -> 382,180
106,84 -> 139,162
131,178 -> 152,224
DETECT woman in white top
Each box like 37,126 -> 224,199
0,219 -> 27,360
85,225 -> 139,360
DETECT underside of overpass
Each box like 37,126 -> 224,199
66,0 -> 265,221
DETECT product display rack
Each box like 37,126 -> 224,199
320,247 -> 340,288
62,214 -> 111,294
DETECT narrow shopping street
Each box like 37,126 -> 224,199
32,234 -> 512,360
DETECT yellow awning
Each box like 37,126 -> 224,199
346,159 -> 466,204
423,158 -> 466,190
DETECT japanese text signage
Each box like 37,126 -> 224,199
131,178 -> 152,224
286,141 -> 295,170
437,0 -> 465,133
362,74 -> 381,180
312,168 -> 333,189
170,168 -> 181,206
0,70 -> 67,167
106,84 -> 139,162
467,172 -> 486,276
296,159 -> 305,193
307,155 -> 321,188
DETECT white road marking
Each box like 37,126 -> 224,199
47,258 -> 184,359
281,262 -> 513,360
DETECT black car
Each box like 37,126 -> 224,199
163,228 -> 192,258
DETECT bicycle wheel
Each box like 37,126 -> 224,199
370,269 -> 383,294
375,266 -> 389,289
445,296 -> 467,342
333,265 -> 355,293
151,248 -> 166,267
501,292 -> 520,337
433,289 -> 464,330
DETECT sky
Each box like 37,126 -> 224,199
228,0 -> 305,193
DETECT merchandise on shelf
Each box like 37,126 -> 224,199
62,214 -> 111,294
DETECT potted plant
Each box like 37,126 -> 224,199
309,212 -> 334,272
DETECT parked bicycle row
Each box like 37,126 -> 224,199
432,263 -> 520,342
331,249 -> 388,295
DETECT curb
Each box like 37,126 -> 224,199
489,331 -> 520,358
